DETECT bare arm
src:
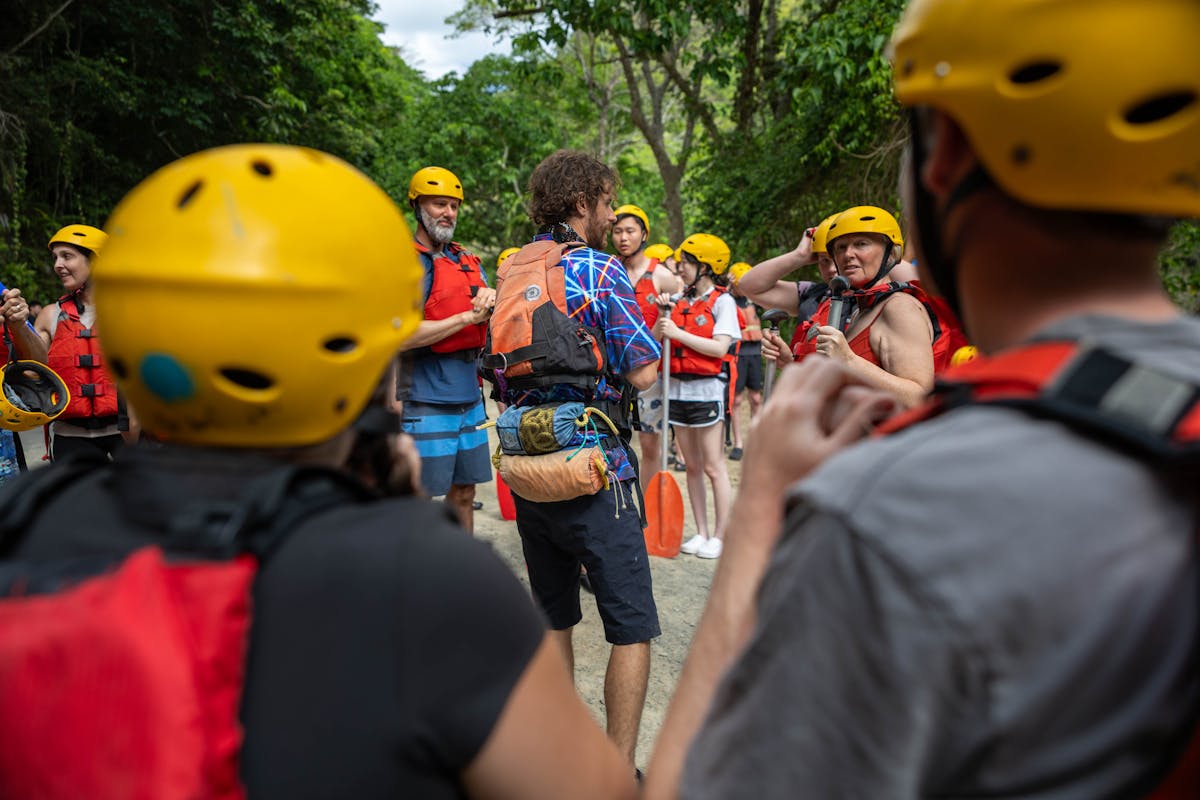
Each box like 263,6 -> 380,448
737,231 -> 816,311
625,359 -> 659,392
819,293 -> 935,408
400,308 -> 491,352
1,291 -> 52,363
643,361 -> 897,799
463,635 -> 637,800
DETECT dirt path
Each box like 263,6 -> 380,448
472,398 -> 750,768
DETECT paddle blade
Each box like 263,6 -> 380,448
643,471 -> 684,558
496,470 -> 517,521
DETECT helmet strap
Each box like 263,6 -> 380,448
906,108 -> 993,325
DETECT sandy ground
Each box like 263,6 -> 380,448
471,397 -> 753,769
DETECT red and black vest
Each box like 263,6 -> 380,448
670,290 -> 727,378
791,280 -> 969,373
46,293 -> 119,423
416,241 -> 488,354
0,461 -> 371,800
633,258 -> 663,328
877,340 -> 1200,800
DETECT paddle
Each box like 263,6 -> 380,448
760,308 -> 790,401
643,311 -> 684,558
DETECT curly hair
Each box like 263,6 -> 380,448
527,150 -> 619,228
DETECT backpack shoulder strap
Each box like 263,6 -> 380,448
0,450 -> 110,557
164,464 -> 376,561
878,341 -> 1200,464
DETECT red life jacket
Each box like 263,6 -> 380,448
416,241 -> 488,354
633,258 -> 662,328
877,340 -> 1200,800
791,281 -> 969,373
46,293 -> 119,422
739,301 -> 763,343
0,462 -> 370,800
670,290 -> 727,378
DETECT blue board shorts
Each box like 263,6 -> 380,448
513,478 -> 660,645
401,399 -> 493,497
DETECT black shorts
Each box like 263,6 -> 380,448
513,478 -> 660,645
736,351 -> 764,393
668,399 -> 724,428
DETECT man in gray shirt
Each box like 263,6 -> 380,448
645,1 -> 1200,797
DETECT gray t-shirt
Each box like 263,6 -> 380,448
683,314 -> 1200,799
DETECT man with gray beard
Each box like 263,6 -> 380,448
396,166 -> 495,533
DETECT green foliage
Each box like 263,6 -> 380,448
1,0 -> 421,301
1161,220 -> 1200,312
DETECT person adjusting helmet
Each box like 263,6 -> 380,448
0,144 -> 638,800
652,3 -> 1200,799
397,164 -> 495,533
824,205 -> 904,289
727,262 -> 753,288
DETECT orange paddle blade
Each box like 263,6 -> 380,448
643,471 -> 684,558
495,470 -> 517,521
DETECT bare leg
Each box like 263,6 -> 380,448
698,422 -> 733,539
445,483 -> 476,534
674,425 -> 708,538
747,387 -> 763,421
549,627 -> 575,678
606,641 -> 651,765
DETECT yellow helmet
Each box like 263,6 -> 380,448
407,166 -> 464,202
811,213 -> 841,255
94,144 -> 424,448
497,246 -> 521,268
826,206 -> 904,249
676,233 -> 731,275
48,225 -> 108,255
0,361 -> 70,432
891,0 -> 1200,219
728,262 -> 753,285
614,204 -> 649,234
950,345 -> 980,367
644,243 -> 674,262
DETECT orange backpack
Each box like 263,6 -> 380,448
480,240 -> 607,395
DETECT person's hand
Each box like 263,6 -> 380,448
654,291 -> 675,308
812,325 -> 853,363
741,358 -> 895,500
1,288 -> 30,325
654,314 -> 679,342
388,432 -> 423,496
790,227 -> 816,265
761,329 -> 794,368
473,286 -> 497,314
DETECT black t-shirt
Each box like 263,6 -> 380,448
6,446 -> 545,799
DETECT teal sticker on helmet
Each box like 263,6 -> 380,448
140,353 -> 195,403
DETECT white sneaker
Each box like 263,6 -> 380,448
697,537 -> 723,559
679,534 -> 706,555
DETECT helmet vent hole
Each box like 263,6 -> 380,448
860,215 -> 877,221
218,368 -> 273,390
1008,61 -> 1062,85
111,358 -> 127,380
1124,91 -> 1197,125
177,181 -> 203,209
322,336 -> 358,354
1012,145 -> 1032,165
334,397 -> 348,414
251,160 -> 273,177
